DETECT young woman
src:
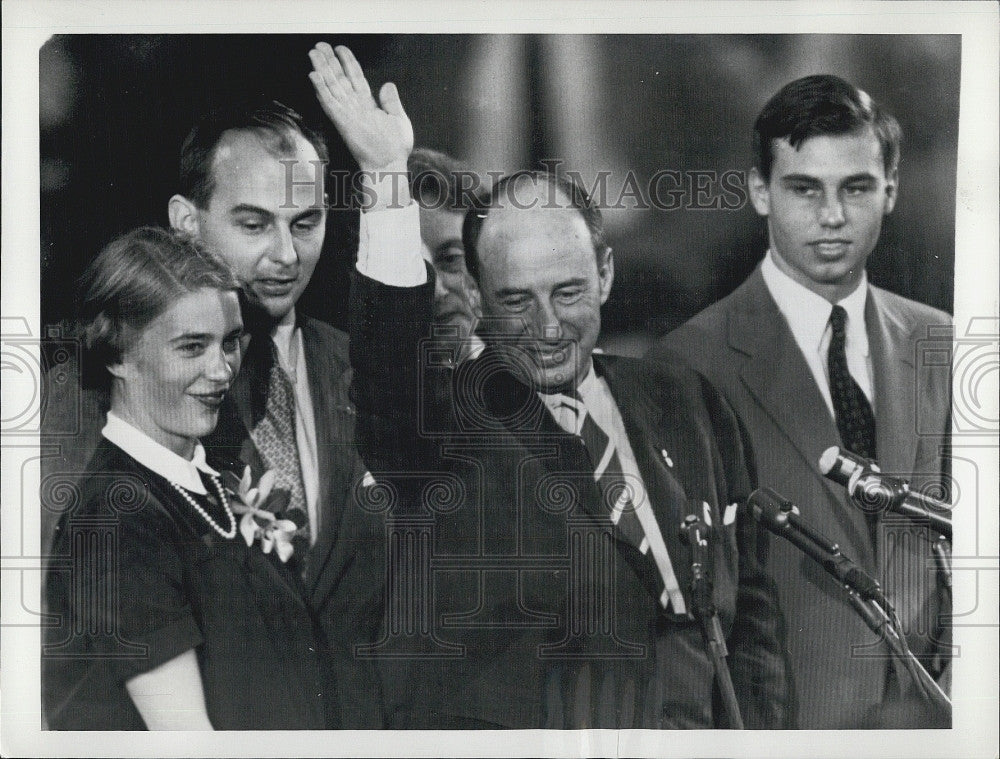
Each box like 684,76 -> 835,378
43,227 -> 333,730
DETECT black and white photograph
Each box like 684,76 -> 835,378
2,2 -> 998,757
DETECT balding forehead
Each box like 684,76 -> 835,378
478,203 -> 593,273
483,180 -> 588,239
212,127 -> 317,168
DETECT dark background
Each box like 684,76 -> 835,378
39,34 -> 961,352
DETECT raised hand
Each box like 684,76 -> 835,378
308,43 -> 413,173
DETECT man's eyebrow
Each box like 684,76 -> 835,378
840,172 -> 879,184
292,206 -> 325,221
169,331 -> 214,343
228,203 -> 274,218
494,277 -> 589,298
494,286 -> 531,298
778,172 -> 879,185
553,276 -> 589,289
777,174 -> 822,184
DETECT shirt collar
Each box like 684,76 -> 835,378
761,249 -> 869,355
271,308 -> 299,369
836,271 -> 870,357
102,411 -> 218,494
537,361 -> 598,433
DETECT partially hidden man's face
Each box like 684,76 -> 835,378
419,204 -> 479,338
191,129 -> 327,321
475,188 -> 613,393
749,127 -> 897,302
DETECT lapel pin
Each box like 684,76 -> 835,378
661,449 -> 674,468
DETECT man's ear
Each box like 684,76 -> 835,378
748,167 -> 770,217
598,247 -> 615,305
467,279 -> 482,319
106,361 -> 128,380
168,194 -> 201,237
883,166 -> 899,215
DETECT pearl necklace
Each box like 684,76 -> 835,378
169,472 -> 237,539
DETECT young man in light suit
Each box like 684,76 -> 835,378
649,75 -> 952,728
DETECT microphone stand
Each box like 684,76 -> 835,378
843,587 -> 952,716
680,513 -> 744,729
748,488 -> 952,715
819,447 -> 954,686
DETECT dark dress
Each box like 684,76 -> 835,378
42,438 -> 333,730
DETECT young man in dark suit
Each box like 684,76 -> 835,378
310,42 -> 790,729
648,75 -> 952,728
166,101 -> 384,728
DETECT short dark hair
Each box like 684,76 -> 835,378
178,99 -> 329,209
77,226 -> 240,400
407,147 -> 475,212
753,74 -> 902,180
461,170 -> 610,284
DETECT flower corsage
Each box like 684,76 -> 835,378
222,467 -> 299,562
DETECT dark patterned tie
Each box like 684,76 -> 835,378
249,340 -> 311,563
828,305 -> 879,544
827,305 -> 876,461
571,398 -> 648,554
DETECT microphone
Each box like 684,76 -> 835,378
748,488 -> 888,607
679,512 -> 714,617
679,508 -> 744,729
819,447 -> 952,539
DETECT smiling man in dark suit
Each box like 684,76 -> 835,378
648,75 -> 952,728
167,100 -> 385,728
310,42 -> 790,729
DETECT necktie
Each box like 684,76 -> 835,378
827,305 -> 876,461
570,397 -> 648,554
249,339 -> 311,563
828,305 -> 878,544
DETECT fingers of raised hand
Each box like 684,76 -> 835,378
309,43 -> 374,107
333,45 -> 372,100
308,52 -> 345,112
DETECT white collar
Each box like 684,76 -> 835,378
102,411 -> 219,494
271,308 -> 299,370
537,361 -> 599,433
761,250 -> 869,356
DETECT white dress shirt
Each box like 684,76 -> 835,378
271,310 -> 321,544
761,250 -> 875,417
102,411 -> 218,493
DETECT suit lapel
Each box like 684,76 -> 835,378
867,288 -> 917,477
729,269 -> 844,503
479,351 -> 689,610
478,353 -> 640,529
299,318 -> 352,597
594,355 -> 694,608
728,269 -> 877,565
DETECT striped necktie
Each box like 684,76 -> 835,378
564,395 -> 648,555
